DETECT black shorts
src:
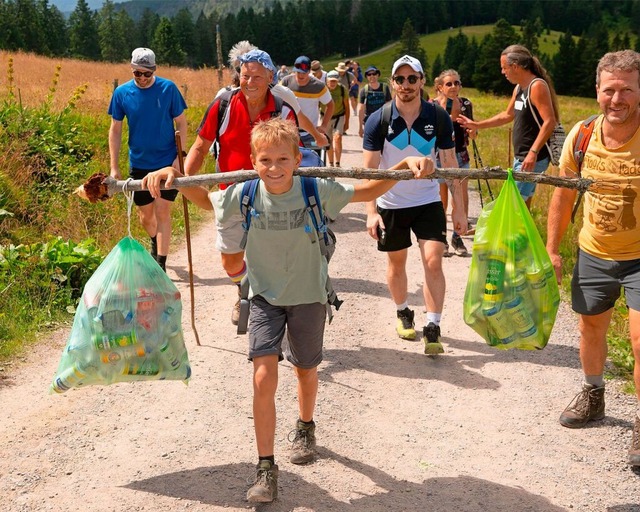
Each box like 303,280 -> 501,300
130,167 -> 179,207
377,202 -> 447,252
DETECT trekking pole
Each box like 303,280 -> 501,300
175,132 -> 201,346
472,140 -> 494,201
472,140 -> 485,209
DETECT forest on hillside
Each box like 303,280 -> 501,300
0,0 -> 639,97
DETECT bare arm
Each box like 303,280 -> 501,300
174,112 -> 188,151
108,118 -> 123,179
440,147 -> 468,235
351,156 -> 434,202
142,167 -> 213,210
363,149 -> 384,239
183,135 -> 213,176
343,91 -> 350,131
320,99 -> 334,133
546,174 -> 577,284
522,79 -> 556,171
457,88 -> 517,130
358,101 -> 365,138
298,111 -> 329,147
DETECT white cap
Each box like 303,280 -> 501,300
131,48 -> 156,71
391,55 -> 423,76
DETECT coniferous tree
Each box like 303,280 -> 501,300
519,17 -> 542,55
459,36 -> 479,88
98,0 -> 128,62
136,8 -> 161,49
194,11 -> 215,68
473,19 -> 519,94
172,8 -> 198,67
152,17 -> 186,67
395,19 -> 428,76
444,30 -> 469,71
68,0 -> 100,60
431,54 -> 443,82
41,1 -> 68,57
15,0 -> 45,53
552,30 -> 576,96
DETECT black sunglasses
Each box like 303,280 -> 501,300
392,75 -> 420,85
445,80 -> 462,87
133,70 -> 154,78
366,72 -> 378,77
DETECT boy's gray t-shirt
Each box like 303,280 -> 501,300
210,177 -> 354,306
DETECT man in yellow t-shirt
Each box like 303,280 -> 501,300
547,50 -> 640,467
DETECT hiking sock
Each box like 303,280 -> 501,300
396,301 -> 409,311
299,419 -> 314,427
259,455 -> 275,465
585,374 -> 605,388
150,236 -> 158,259
227,261 -> 247,286
156,255 -> 167,271
426,312 -> 442,327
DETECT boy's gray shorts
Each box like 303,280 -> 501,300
572,249 -> 640,314
248,295 -> 326,369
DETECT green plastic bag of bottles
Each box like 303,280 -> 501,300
463,170 -> 560,350
50,237 -> 191,393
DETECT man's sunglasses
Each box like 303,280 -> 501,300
366,72 -> 378,77
133,70 -> 154,78
392,75 -> 420,85
445,80 -> 462,87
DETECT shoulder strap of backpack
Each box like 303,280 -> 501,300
239,179 -> 260,251
570,114 -> 599,224
378,101 -> 393,155
216,88 -> 240,140
301,176 -> 328,249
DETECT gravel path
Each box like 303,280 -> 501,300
1,131 -> 639,512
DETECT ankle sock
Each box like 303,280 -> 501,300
396,302 -> 409,311
150,236 -> 158,258
259,455 -> 275,465
299,419 -> 314,427
426,312 -> 441,326
585,375 -> 605,388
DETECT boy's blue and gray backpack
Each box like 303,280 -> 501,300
236,176 -> 342,334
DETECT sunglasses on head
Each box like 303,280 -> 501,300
133,70 -> 154,78
445,80 -> 461,87
392,75 -> 420,85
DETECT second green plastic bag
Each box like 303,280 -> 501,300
463,170 -> 560,350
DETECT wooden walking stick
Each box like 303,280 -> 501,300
175,132 -> 201,346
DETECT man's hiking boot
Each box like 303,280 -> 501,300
289,419 -> 317,464
246,460 -> 278,503
423,322 -> 444,355
451,233 -> 468,256
559,383 -> 605,428
629,416 -> 640,466
231,286 -> 241,326
396,308 -> 416,340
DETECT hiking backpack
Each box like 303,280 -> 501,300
570,114 -> 599,223
237,176 -> 342,332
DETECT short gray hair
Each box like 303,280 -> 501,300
596,50 -> 640,87
228,40 -> 257,69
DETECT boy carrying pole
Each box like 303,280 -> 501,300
142,118 -> 432,503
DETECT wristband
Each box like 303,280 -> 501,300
530,148 -> 539,155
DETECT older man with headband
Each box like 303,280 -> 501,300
183,49 -> 298,325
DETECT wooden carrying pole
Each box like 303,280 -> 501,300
105,166 -> 594,197
175,132 -> 201,346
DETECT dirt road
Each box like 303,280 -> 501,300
1,132 -> 639,512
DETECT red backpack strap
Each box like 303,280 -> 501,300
570,114 -> 599,223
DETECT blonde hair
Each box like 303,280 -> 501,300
250,118 -> 300,157
434,69 -> 460,93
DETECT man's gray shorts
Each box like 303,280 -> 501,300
248,295 -> 326,369
572,249 -> 640,314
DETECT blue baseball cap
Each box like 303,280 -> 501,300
293,56 -> 311,73
365,65 -> 380,75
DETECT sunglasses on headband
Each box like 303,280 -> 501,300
392,75 -> 420,85
133,70 -> 154,78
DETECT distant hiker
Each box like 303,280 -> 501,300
546,49 -> 640,468
358,65 -> 391,137
458,44 -> 559,209
433,68 -> 476,257
107,47 -> 187,272
142,117 -> 434,504
276,64 -> 289,82
311,60 -> 326,82
362,55 -> 467,356
325,70 -> 349,167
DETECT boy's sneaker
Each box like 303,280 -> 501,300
289,419 -> 317,464
423,322 -> 444,355
451,233 -> 468,256
443,242 -> 452,258
629,416 -> 640,466
246,460 -> 278,503
559,383 -> 605,428
396,307 -> 416,340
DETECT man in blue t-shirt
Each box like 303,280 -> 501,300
362,55 -> 467,356
108,48 -> 188,271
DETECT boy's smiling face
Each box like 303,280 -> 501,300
251,142 -> 301,194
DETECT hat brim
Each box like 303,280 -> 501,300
132,64 -> 156,72
293,67 -> 310,73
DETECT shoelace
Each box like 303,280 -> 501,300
288,428 -> 311,447
247,466 -> 275,486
